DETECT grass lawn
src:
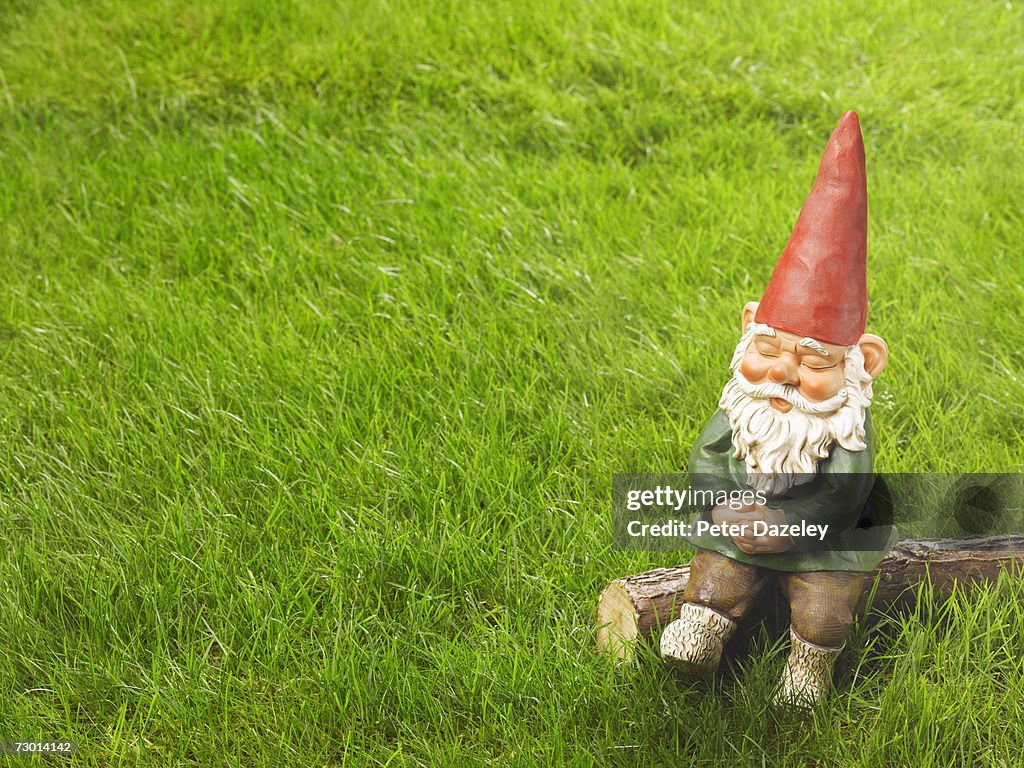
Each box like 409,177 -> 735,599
1,0 -> 1023,764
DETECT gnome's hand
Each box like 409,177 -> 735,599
731,504 -> 793,555
710,504 -> 760,552
712,504 -> 793,555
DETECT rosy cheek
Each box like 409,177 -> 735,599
799,371 -> 843,401
740,351 -> 770,382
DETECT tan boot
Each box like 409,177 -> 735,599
774,627 -> 843,709
660,602 -> 737,678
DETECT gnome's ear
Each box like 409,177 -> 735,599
741,301 -> 759,333
857,334 -> 889,380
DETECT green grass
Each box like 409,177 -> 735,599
1,0 -> 1023,764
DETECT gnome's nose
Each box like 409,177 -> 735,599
769,355 -> 800,386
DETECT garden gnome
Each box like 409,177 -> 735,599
660,111 -> 893,708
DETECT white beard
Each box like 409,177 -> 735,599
719,325 -> 874,497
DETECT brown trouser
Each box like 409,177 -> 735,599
684,550 -> 868,648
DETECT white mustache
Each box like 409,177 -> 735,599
731,373 -> 848,415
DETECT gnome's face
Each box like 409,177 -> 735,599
739,324 -> 850,411
719,301 -> 888,496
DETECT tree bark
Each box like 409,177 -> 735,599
596,535 -> 1024,663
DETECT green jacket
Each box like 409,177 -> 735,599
687,409 -> 895,572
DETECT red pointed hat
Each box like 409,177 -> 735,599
755,111 -> 868,346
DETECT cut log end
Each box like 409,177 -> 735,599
595,582 -> 640,662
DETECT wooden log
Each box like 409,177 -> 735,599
596,535 -> 1024,663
